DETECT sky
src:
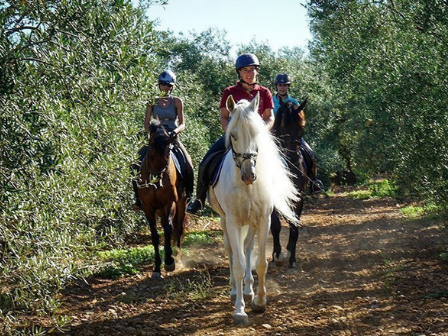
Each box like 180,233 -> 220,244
142,0 -> 312,56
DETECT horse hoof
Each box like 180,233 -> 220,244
250,301 -> 266,313
251,296 -> 267,313
272,253 -> 286,267
164,262 -> 175,272
151,272 -> 162,280
233,314 -> 249,326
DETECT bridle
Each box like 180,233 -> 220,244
135,140 -> 173,189
229,133 -> 258,169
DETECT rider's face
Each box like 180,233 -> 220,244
238,66 -> 258,84
277,83 -> 289,96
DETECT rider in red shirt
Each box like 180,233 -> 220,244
187,53 -> 274,214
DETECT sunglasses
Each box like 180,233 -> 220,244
160,82 -> 173,88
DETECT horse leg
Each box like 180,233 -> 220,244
162,205 -> 176,272
172,198 -> 186,268
251,216 -> 270,313
286,223 -> 300,268
285,199 -> 302,268
243,226 -> 255,302
270,210 -> 284,266
221,219 -> 237,301
146,213 -> 162,279
226,218 -> 248,326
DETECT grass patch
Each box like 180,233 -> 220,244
96,246 -> 156,279
95,230 -> 219,279
349,179 -> 397,200
164,266 -> 213,300
401,203 -> 444,219
183,231 -> 216,247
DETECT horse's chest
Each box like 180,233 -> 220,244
230,190 -> 269,223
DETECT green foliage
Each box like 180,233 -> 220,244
0,0 -> 168,332
307,0 -> 448,205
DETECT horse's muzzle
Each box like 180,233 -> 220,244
242,172 -> 257,185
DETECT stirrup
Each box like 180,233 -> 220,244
186,199 -> 203,215
312,179 -> 325,194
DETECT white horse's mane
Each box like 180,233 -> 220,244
225,96 -> 299,225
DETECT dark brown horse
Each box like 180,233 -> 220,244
271,99 -> 309,268
135,119 -> 187,278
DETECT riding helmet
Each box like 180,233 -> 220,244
274,73 -> 292,85
158,70 -> 176,85
235,53 -> 260,70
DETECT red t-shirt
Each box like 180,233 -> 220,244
219,82 -> 274,116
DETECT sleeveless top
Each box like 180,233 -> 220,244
153,97 -> 177,130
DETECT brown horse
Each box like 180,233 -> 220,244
135,119 -> 187,278
270,99 -> 309,268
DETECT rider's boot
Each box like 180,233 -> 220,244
309,158 -> 324,194
186,180 -> 206,215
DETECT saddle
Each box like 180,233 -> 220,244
170,145 -> 184,178
200,149 -> 228,188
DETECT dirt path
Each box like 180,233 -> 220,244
55,190 -> 448,335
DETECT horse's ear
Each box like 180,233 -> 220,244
298,109 -> 306,128
298,98 -> 307,128
297,98 -> 307,112
226,95 -> 236,112
249,92 -> 260,114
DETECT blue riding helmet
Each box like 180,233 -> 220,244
158,70 -> 176,85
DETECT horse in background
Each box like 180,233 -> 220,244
207,93 -> 299,325
135,119 -> 188,279
270,99 -> 309,268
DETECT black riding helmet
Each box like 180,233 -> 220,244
274,73 -> 292,85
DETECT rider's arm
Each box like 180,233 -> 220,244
262,108 -> 275,130
173,97 -> 186,135
220,107 -> 231,131
144,102 -> 153,133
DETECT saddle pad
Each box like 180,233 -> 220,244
211,149 -> 230,187
170,151 -> 182,178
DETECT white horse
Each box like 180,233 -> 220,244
208,93 -> 299,325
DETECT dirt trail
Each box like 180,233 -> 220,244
55,190 -> 448,335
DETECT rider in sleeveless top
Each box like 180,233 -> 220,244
186,53 -> 275,214
273,73 -> 324,193
132,70 -> 194,210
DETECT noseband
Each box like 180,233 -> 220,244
229,134 -> 258,169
